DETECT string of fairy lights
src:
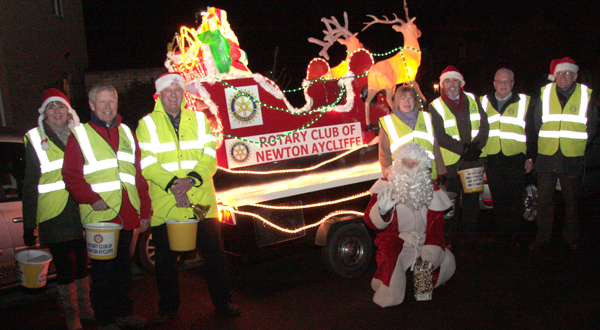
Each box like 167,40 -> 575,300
165,24 -> 423,233
216,144 -> 380,232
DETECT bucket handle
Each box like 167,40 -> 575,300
82,206 -> 124,227
164,202 -> 208,223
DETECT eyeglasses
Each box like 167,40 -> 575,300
494,80 -> 513,85
554,71 -> 574,78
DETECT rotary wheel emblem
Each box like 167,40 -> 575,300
94,234 -> 103,243
229,141 -> 251,165
230,90 -> 259,124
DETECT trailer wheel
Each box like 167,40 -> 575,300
137,230 -> 155,273
322,223 -> 372,278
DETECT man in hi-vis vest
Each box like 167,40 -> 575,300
481,68 -> 534,248
429,66 -> 489,248
528,57 -> 597,251
62,83 -> 152,330
136,73 -> 239,326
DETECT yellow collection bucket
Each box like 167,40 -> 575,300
83,223 -> 122,260
166,219 -> 199,251
458,167 -> 484,193
16,250 -> 53,288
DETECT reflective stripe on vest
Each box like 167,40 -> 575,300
431,93 -> 480,165
26,128 -> 69,222
539,83 -> 591,157
481,94 -> 529,156
380,112 -> 437,178
72,124 -> 141,223
139,112 -> 216,172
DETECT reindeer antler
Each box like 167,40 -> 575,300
362,13 -> 406,32
308,12 -> 355,60
404,0 -> 410,21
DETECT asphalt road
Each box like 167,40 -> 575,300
1,197 -> 599,330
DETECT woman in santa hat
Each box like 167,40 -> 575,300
22,88 -> 94,330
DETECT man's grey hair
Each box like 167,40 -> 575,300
88,83 -> 118,103
495,68 -> 515,81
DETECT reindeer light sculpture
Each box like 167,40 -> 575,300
362,3 -> 422,129
308,12 -> 364,80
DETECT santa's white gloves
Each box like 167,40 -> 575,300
378,184 -> 399,216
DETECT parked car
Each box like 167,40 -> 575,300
0,127 -> 157,290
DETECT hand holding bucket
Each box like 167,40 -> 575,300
82,207 -> 123,260
457,160 -> 484,194
165,203 -> 211,252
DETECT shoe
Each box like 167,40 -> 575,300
98,324 -> 120,330
528,242 -> 547,251
215,302 -> 240,317
116,314 -> 148,329
150,310 -> 178,326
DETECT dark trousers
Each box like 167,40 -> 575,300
153,217 -> 232,314
446,172 -> 480,244
536,172 -> 580,244
47,238 -> 89,285
487,165 -> 525,237
90,230 -> 134,326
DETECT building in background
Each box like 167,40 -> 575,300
0,0 -> 88,128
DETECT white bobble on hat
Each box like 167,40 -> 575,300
548,57 -> 579,82
37,88 -> 80,151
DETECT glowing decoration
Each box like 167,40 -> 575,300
199,7 -> 251,75
362,2 -> 423,128
162,8 -> 385,232
199,29 -> 231,73
219,145 -> 367,175
308,12 -> 365,80
217,163 -> 380,207
219,206 -> 364,234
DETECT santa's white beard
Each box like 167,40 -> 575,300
388,165 -> 433,211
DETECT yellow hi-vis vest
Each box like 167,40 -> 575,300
379,111 -> 437,178
25,128 -> 68,223
431,93 -> 481,166
480,94 -> 530,156
538,83 -> 592,157
72,123 -> 141,224
136,104 -> 218,226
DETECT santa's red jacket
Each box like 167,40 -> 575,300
364,179 -> 448,287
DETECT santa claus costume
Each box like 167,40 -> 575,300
364,143 -> 456,307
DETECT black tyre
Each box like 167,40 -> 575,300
137,230 -> 155,273
522,184 -> 538,222
322,223 -> 372,278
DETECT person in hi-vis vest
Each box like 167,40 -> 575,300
378,85 -> 446,180
527,57 -> 598,251
62,83 -> 152,330
481,68 -> 534,248
136,73 -> 239,326
429,66 -> 489,248
23,88 -> 95,330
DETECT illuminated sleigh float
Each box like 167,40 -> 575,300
160,6 -> 421,277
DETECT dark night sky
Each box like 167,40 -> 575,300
81,0 -> 600,96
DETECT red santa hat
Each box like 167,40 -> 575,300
37,88 -> 80,151
439,65 -> 465,87
155,72 -> 186,95
548,57 -> 579,81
